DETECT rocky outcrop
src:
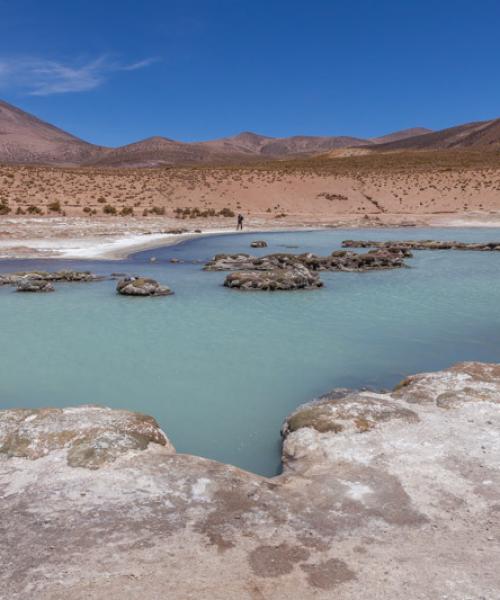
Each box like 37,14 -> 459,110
250,240 -> 268,248
116,276 -> 173,296
224,264 -> 323,291
343,239 -> 500,251
16,279 -> 55,292
282,389 -> 419,436
203,252 -> 254,271
0,405 -> 172,466
205,248 -> 410,273
1,362 -> 500,599
0,270 -> 104,286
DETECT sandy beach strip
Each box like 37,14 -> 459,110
1,212 -> 500,261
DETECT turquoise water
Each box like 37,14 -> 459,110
1,227 -> 500,476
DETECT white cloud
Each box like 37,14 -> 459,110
121,57 -> 160,71
0,55 -> 158,96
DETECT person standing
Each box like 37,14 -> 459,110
237,213 -> 244,230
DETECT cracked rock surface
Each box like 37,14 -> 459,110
1,362 -> 499,599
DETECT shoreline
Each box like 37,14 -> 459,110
3,361 -> 500,598
1,212 -> 500,261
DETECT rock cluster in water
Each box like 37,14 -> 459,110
343,239 -> 500,251
16,279 -> 55,293
0,270 -> 176,297
0,270 -> 104,288
1,361 -> 499,598
224,263 -> 323,291
116,276 -> 174,297
205,249 -> 411,273
205,248 -> 410,290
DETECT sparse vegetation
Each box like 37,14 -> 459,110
47,200 -> 61,212
0,148 -> 499,221
27,205 -> 42,215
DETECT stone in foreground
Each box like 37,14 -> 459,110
1,362 -> 500,599
224,264 -> 323,290
0,405 -> 173,467
116,276 -> 173,296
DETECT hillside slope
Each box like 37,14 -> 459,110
375,119 -> 500,151
0,99 -> 104,165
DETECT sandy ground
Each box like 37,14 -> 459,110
1,155 -> 500,259
1,212 -> 500,260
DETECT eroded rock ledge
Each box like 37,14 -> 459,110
343,239 -> 500,251
1,362 -> 499,599
0,270 -> 105,286
204,248 -> 411,273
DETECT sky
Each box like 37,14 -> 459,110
0,0 -> 499,147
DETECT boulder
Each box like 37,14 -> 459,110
0,405 -> 172,465
250,240 -> 268,248
116,277 -> 174,297
16,279 -> 54,292
224,264 -> 323,291
203,253 -> 254,271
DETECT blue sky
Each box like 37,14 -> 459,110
0,0 -> 499,146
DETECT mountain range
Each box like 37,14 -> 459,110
0,99 -> 499,168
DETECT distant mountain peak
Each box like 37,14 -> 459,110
1,98 -> 499,168
0,98 -> 103,165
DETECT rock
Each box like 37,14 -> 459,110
1,362 -> 500,599
163,227 -> 188,235
203,253 -> 254,271
116,276 -> 173,297
282,390 -> 419,437
150,256 -> 157,262
0,270 -> 104,286
0,405 -> 172,465
224,264 -> 323,291
250,240 -> 268,248
342,239 -> 500,251
392,361 -> 500,408
15,279 -> 55,292
205,249 -> 409,273
195,229 -> 202,233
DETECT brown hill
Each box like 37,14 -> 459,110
85,136 -> 234,168
199,131 -> 273,155
87,132 -> 373,167
2,97 -> 498,168
259,135 -> 368,156
0,99 -> 104,165
374,119 -> 500,151
370,127 -> 432,144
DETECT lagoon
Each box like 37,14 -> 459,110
1,227 -> 500,476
